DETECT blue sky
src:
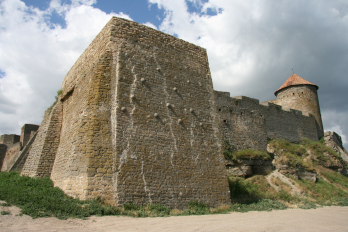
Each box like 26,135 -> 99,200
0,0 -> 348,147
21,0 -> 166,28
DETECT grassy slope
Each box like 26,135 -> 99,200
227,138 -> 348,208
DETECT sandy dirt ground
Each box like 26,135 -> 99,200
1,204 -> 348,232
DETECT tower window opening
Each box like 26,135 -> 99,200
219,108 -> 221,111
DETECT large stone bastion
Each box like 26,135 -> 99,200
20,17 -> 231,208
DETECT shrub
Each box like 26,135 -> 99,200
223,140 -> 271,161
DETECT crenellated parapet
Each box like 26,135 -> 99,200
215,90 -> 320,150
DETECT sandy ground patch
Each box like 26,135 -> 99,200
1,205 -> 348,232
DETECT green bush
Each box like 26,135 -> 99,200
0,172 -> 120,219
223,140 -> 271,161
47,89 -> 63,113
230,199 -> 287,212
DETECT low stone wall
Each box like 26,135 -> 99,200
324,131 -> 348,163
9,131 -> 38,172
0,143 -> 21,172
0,134 -> 20,146
0,144 -> 7,170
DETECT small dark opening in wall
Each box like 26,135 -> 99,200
302,92 -> 304,94
219,109 -> 221,111
223,120 -> 226,123
292,93 -> 295,95
61,87 -> 74,102
241,112 -> 243,115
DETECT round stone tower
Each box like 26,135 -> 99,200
274,73 -> 323,138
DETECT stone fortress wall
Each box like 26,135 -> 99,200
0,124 -> 39,172
215,90 -> 320,151
19,17 -> 231,208
0,17 -> 330,208
267,84 -> 323,139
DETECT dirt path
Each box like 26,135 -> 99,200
1,205 -> 348,232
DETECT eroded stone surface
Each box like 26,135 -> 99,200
21,17 -> 231,208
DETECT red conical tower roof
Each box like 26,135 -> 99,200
275,73 -> 318,96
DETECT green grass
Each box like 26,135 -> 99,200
1,211 -> 10,215
0,172 -> 120,219
228,175 -> 295,203
319,167 -> 348,189
269,139 -> 315,171
0,172 -> 290,219
229,199 -> 287,212
223,140 -> 271,161
291,176 -> 348,204
269,139 -> 307,157
0,202 -> 11,206
301,138 -> 344,167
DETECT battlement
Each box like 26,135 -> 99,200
232,95 -> 260,106
215,89 -> 320,146
0,134 -> 20,146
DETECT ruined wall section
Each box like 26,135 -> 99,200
20,124 -> 39,147
0,134 -> 20,146
324,131 -> 348,163
9,131 -> 38,172
0,144 -> 6,170
21,101 -> 62,177
1,143 -> 21,171
214,92 -> 267,151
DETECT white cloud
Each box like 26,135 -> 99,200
148,0 -> 348,148
0,0 -> 347,151
0,0 -> 132,135
323,110 -> 348,148
143,22 -> 157,30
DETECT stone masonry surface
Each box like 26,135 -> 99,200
215,90 -> 319,148
21,17 -> 231,208
0,134 -> 20,146
1,143 -> 21,172
20,124 -> 39,147
0,16 -> 330,209
274,85 -> 323,138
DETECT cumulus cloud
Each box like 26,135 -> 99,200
149,0 -> 348,147
0,0 -> 347,149
143,22 -> 158,29
0,0 -> 131,135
